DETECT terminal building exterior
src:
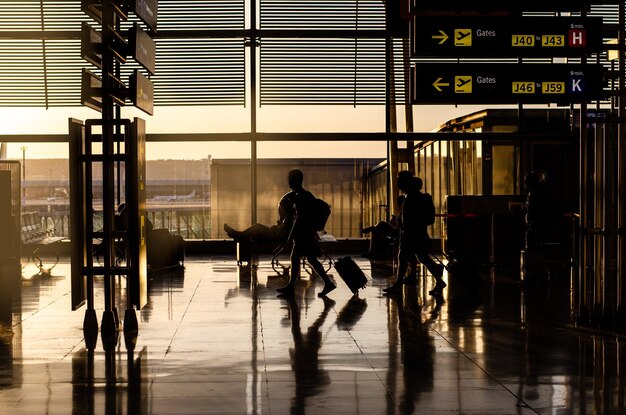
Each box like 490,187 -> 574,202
0,2 -> 625,414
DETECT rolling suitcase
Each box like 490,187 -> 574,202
333,256 -> 369,294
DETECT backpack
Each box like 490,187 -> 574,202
312,198 -> 331,231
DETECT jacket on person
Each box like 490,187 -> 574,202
400,189 -> 434,243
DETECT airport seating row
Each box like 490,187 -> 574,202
21,211 -> 64,245
21,211 -> 64,272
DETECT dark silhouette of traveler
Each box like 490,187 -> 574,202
361,199 -> 403,259
223,192 -> 294,243
114,202 -> 127,231
282,294 -> 333,414
276,169 -> 336,297
361,219 -> 397,258
224,222 -> 282,242
523,171 -> 554,249
95,202 -> 128,264
384,172 -> 445,296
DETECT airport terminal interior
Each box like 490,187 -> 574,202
1,1 -> 626,414
0,253 -> 622,415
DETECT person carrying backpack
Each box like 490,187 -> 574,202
276,169 -> 336,297
384,172 -> 445,296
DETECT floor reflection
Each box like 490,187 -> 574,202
388,290 -> 434,414
141,267 -> 186,323
0,256 -> 624,413
71,343 -> 148,415
281,291 -> 333,414
336,295 -> 367,331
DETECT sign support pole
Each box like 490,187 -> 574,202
99,0 -> 119,339
618,1 -> 626,326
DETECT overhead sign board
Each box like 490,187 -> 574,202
410,0 -> 591,12
129,23 -> 156,74
411,16 -> 603,58
129,70 -> 154,115
411,63 -> 604,104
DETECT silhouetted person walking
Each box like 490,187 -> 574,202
277,169 -> 336,297
523,171 -> 553,249
384,172 -> 445,295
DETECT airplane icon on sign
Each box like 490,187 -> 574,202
456,78 -> 471,88
456,31 -> 470,41
454,29 -> 472,46
454,76 -> 472,93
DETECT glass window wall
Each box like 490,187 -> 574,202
492,145 -> 516,195
256,141 -> 386,238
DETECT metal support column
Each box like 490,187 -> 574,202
618,1 -> 626,325
250,0 -> 258,225
100,0 -> 118,336
578,101 -> 590,325
387,35 -> 400,216
402,37 -> 415,175
593,117 -> 604,324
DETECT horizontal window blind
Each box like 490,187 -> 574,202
0,0 -> 246,107
260,38 -> 410,105
260,0 -> 385,30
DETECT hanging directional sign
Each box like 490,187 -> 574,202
81,22 -> 103,68
129,23 -> 156,74
410,0 -> 591,12
411,63 -> 604,104
411,16 -> 603,57
128,0 -> 158,33
129,69 -> 154,115
81,68 -> 103,112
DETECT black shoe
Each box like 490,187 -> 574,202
428,280 -> 447,295
383,284 -> 402,295
223,223 -> 236,238
276,285 -> 295,296
318,282 -> 336,297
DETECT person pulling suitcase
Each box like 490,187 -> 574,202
383,171 -> 445,295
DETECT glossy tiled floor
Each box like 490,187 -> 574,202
0,254 -> 624,414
